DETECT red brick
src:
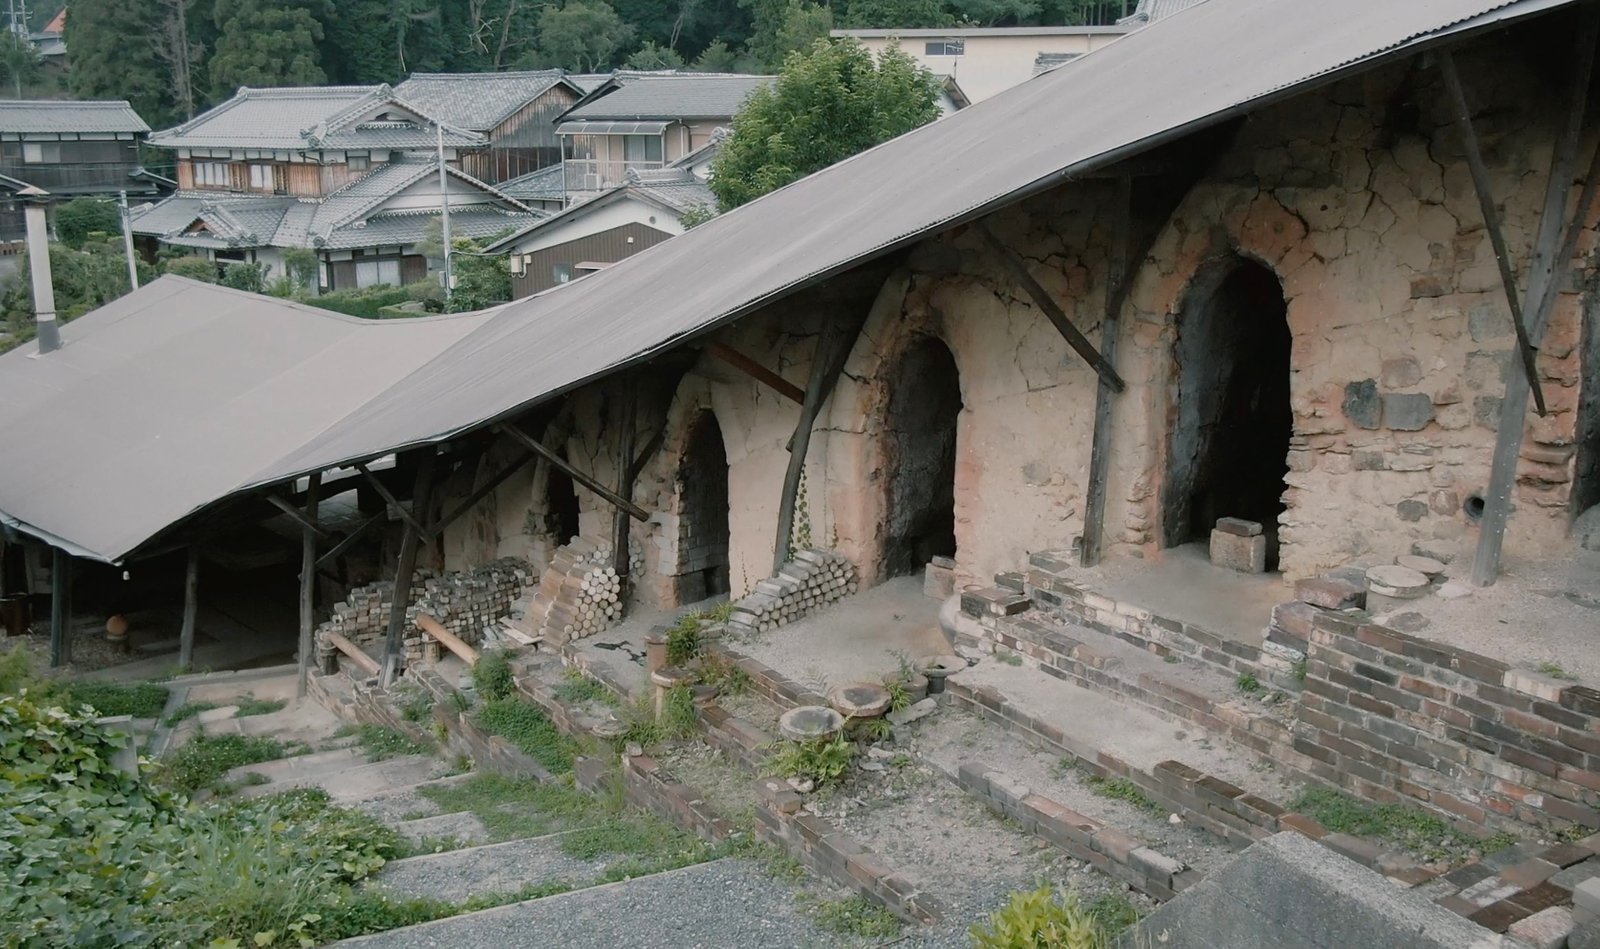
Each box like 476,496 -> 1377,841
1468,899 -> 1531,932
1432,791 -> 1487,824
1507,879 -> 1569,914
1280,813 -> 1328,839
1092,827 -> 1139,863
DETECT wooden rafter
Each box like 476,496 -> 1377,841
709,341 -> 806,404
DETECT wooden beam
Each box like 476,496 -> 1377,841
1438,50 -> 1547,417
382,452 -> 436,684
315,510 -> 386,567
49,547 -> 70,667
178,547 -> 198,672
324,630 -> 380,677
1469,10 -> 1599,587
265,494 -> 330,538
1081,175 -> 1134,567
416,613 -> 480,665
496,422 -> 651,521
709,341 -> 806,404
355,462 -> 429,536
972,220 -> 1126,393
428,449 -> 535,539
297,472 -> 320,698
612,387 -> 638,587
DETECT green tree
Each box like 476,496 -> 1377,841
710,38 -> 940,210
63,0 -> 172,125
207,0 -> 329,97
739,0 -> 831,71
530,1 -> 635,72
0,239 -> 154,352
448,237 -> 511,311
161,255 -> 221,282
0,31 -> 42,98
626,40 -> 687,70
841,0 -> 952,28
950,0 -> 1041,25
53,197 -> 122,250
690,38 -> 738,71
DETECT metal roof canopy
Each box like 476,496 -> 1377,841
557,120 -> 670,136
0,0 -> 1572,565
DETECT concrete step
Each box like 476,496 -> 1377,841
350,771 -> 481,822
229,751 -> 446,801
393,810 -> 490,846
374,833 -> 602,903
331,858 -> 847,948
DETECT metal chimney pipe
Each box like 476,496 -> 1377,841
21,188 -> 59,354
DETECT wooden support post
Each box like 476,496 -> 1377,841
49,547 -> 71,667
496,422 -> 651,520
316,510 -> 386,567
972,220 -> 1126,393
1438,50 -> 1547,416
428,449 -> 535,539
355,462 -> 429,536
708,341 -> 806,404
1081,175 -> 1134,567
612,386 -> 637,591
1469,11 -> 1599,586
178,547 -> 198,672
297,472 -> 321,697
382,452 -> 436,684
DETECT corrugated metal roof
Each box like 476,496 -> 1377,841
0,100 -> 150,134
262,0 -> 1565,485
0,0 -> 1570,562
565,74 -> 769,121
0,278 -> 495,561
395,70 -> 572,131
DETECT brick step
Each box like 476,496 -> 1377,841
975,610 -> 1296,761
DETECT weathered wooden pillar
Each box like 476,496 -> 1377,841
49,547 -> 71,667
1081,174 -> 1133,567
612,387 -> 637,596
382,452 -> 437,684
178,547 -> 198,672
297,471 -> 321,697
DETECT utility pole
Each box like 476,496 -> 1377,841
118,191 -> 139,291
437,123 -> 452,305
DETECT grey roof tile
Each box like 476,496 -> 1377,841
317,207 -> 540,249
498,164 -> 565,201
0,100 -> 149,134
394,71 -> 571,131
565,74 -> 769,121
149,86 -> 385,150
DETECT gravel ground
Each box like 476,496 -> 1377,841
393,811 -> 490,846
333,857 -> 919,949
374,833 -> 605,903
353,773 -> 480,822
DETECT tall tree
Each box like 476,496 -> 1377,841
154,0 -> 205,119
841,0 -> 951,28
950,0 -> 1040,25
208,0 -> 329,96
0,31 -> 41,98
530,1 -> 635,73
710,38 -> 940,210
626,41 -> 687,70
739,0 -> 831,71
63,0 -> 172,125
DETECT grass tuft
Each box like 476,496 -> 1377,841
1083,774 -> 1165,817
234,697 -> 287,718
553,667 -> 610,705
1234,671 -> 1262,694
65,680 -> 171,719
353,723 -> 433,761
809,895 -> 900,938
476,697 -> 578,773
1290,786 -> 1515,859
156,733 -> 291,794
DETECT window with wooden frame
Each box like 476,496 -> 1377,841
193,161 -> 231,188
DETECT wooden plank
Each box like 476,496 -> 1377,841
356,462 -> 428,536
496,422 -> 651,521
297,472 -> 320,698
266,493 -> 330,538
324,630 -> 380,677
709,341 -> 806,404
1081,175 -> 1133,567
972,220 -> 1126,393
49,547 -> 70,668
382,452 -> 436,684
1469,12 -> 1599,586
416,613 -> 480,665
178,547 -> 198,672
428,449 -> 535,539
1438,50 -> 1546,416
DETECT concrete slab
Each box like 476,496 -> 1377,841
374,834 -> 600,902
736,576 -> 945,691
1087,543 -> 1293,647
393,810 -> 490,846
231,751 -> 446,801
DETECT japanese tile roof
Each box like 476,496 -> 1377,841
394,71 -> 574,131
148,85 -> 484,152
625,167 -> 715,214
497,164 -> 565,202
314,206 -> 537,250
0,100 -> 149,134
564,73 -> 770,121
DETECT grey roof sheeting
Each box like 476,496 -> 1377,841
394,71 -> 573,131
261,0 -> 1565,486
0,100 -> 150,134
0,0 -> 1571,562
557,120 -> 670,136
564,74 -> 769,121
0,278 -> 494,561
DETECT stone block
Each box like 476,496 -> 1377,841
1560,687 -> 1600,718
1396,499 -> 1430,521
1382,356 -> 1423,388
1271,600 -> 1319,638
1505,669 -> 1569,703
1343,378 -> 1381,429
924,561 -> 955,601
1210,528 -> 1266,574
1576,877 -> 1600,917
1214,517 -> 1263,537
1296,575 -> 1365,609
1383,392 -> 1436,430
1510,906 -> 1575,949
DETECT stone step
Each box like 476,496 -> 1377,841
331,858 -> 844,948
373,833 -> 601,903
981,612 -> 1294,760
350,771 -> 481,822
393,810 -> 490,846
229,751 -> 446,801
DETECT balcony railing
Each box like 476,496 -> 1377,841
0,161 -> 144,193
562,158 -> 664,195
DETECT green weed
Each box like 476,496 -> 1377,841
156,734 -> 291,794
65,680 -> 171,718
1083,774 -> 1165,817
353,723 -> 433,761
810,895 -> 900,938
1234,671 -> 1262,694
163,700 -> 220,725
476,697 -> 578,773
709,601 -> 736,624
666,612 -> 705,666
1293,658 -> 1308,683
471,650 -> 516,701
553,667 -> 610,705
234,697 -> 287,718
762,735 -> 855,786
996,651 -> 1023,667
1289,786 -> 1514,860
1536,662 -> 1578,681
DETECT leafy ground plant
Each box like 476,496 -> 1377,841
809,895 -> 900,938
553,667 -> 611,705
471,649 -> 516,701
763,735 -> 855,786
64,679 -> 171,718
476,696 -> 578,773
666,611 -> 705,666
969,884 -> 1112,949
156,733 -> 294,795
353,723 -> 433,761
1083,774 -> 1165,817
1290,786 -> 1514,860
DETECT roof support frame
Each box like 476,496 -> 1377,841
355,461 -> 430,536
497,421 -> 651,521
1468,4 -> 1600,586
708,341 -> 806,404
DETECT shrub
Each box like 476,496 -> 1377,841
969,884 -> 1107,949
471,650 -> 515,701
306,283 -> 412,318
763,734 -> 854,786
54,196 -> 121,249
161,255 -> 220,282
665,611 -> 704,666
475,697 -> 577,774
220,260 -> 270,293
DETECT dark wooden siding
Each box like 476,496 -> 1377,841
462,86 -> 582,184
511,222 -> 672,298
